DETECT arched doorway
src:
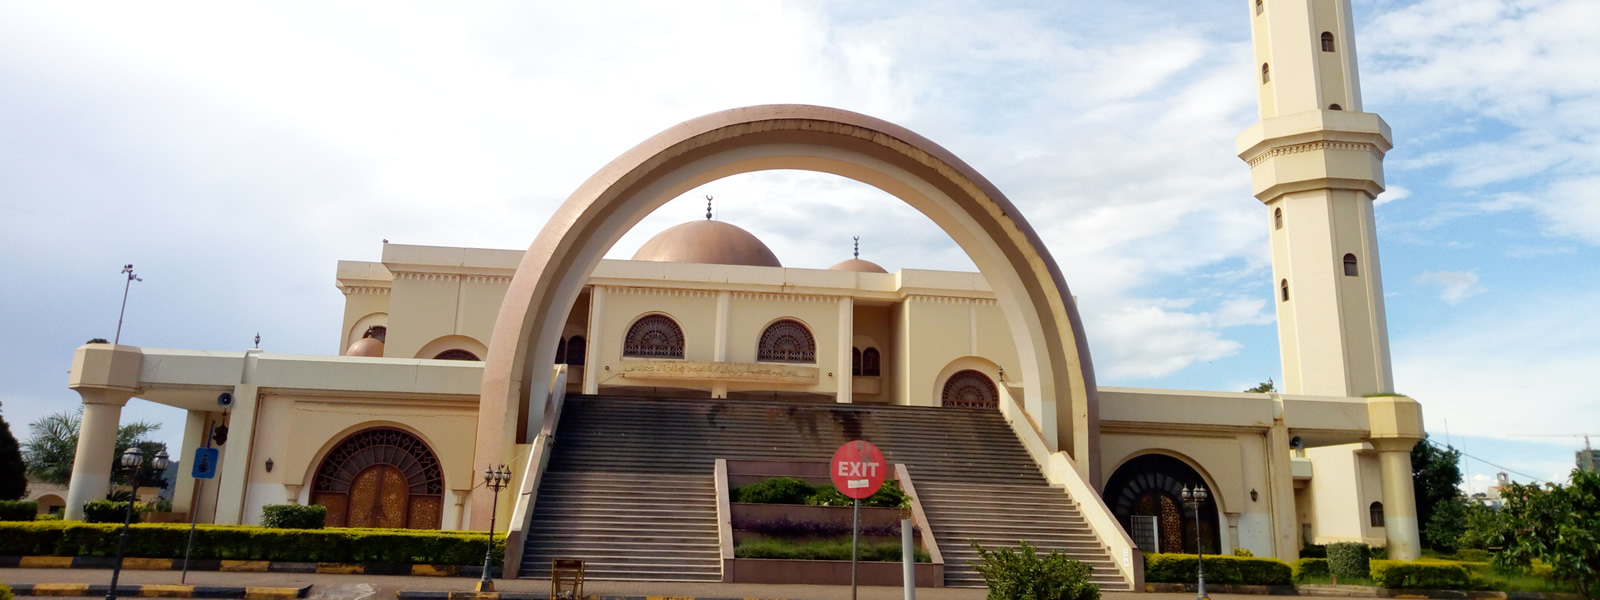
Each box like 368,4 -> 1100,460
473,105 -> 1102,527
311,428 -> 445,529
942,370 -> 998,409
1104,454 -> 1221,554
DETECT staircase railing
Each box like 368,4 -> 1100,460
503,364 -> 570,578
996,384 -> 1143,590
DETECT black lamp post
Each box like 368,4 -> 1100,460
476,465 -> 512,593
108,446 -> 168,600
1182,484 -> 1210,600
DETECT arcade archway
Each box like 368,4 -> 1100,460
1105,453 -> 1221,554
311,428 -> 444,529
473,105 -> 1103,527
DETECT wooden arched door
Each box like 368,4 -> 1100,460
311,428 -> 444,529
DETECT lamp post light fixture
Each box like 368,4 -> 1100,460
476,465 -> 512,593
1182,484 -> 1210,600
113,264 -> 143,345
107,446 -> 168,600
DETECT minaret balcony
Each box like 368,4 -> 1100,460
1237,109 -> 1393,201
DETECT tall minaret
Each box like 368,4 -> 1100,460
1237,0 -> 1424,561
1237,0 -> 1393,398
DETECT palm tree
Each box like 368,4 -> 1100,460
22,409 -> 162,487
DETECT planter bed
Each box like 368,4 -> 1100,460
727,557 -> 942,587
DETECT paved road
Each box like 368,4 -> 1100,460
0,567 -> 1278,600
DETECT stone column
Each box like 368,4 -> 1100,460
836,297 -> 853,404
1372,438 -> 1421,560
1265,398 -> 1301,562
169,410 -> 210,516
583,287 -> 606,394
64,391 -> 132,521
712,291 -> 731,399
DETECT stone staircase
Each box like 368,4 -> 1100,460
516,394 -> 1130,589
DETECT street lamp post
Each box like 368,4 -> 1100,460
113,265 -> 142,346
108,446 -> 168,600
476,465 -> 512,593
1182,484 -> 1210,600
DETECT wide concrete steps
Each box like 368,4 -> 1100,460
519,471 -> 720,582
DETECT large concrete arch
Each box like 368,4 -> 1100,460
473,104 -> 1102,526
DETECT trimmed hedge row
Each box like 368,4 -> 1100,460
0,501 -> 36,522
0,521 -> 503,566
260,504 -> 326,529
1328,542 -> 1371,579
1370,560 -> 1472,590
1142,553 -> 1292,586
1292,558 -> 1329,583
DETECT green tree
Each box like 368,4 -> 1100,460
1492,470 -> 1599,599
1423,495 -> 1467,554
1411,437 -> 1464,550
0,411 -> 28,500
1244,379 -> 1277,393
21,410 -> 162,488
1457,501 -> 1501,551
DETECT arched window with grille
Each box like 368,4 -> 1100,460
862,348 -> 881,377
1344,253 -> 1359,276
623,314 -> 685,359
942,370 -> 998,409
1321,32 -> 1335,52
567,336 -> 587,366
757,319 -> 816,363
311,427 -> 444,529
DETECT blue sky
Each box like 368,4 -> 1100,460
0,0 -> 1595,491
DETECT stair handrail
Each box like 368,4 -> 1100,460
997,384 -> 1143,591
894,463 -> 944,569
713,459 -> 734,582
503,364 -> 570,578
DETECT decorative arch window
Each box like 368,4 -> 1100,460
757,319 -> 816,363
942,370 -> 998,409
1255,0 -> 1263,15
852,347 -> 862,376
555,338 -> 567,364
1262,63 -> 1271,84
1343,253 -> 1359,276
311,428 -> 444,529
1274,207 -> 1283,230
862,348 -> 882,377
567,336 -> 587,366
1321,32 -> 1335,52
432,349 -> 480,361
1281,279 -> 1290,302
623,314 -> 684,359
1370,501 -> 1385,527
1329,104 -> 1343,110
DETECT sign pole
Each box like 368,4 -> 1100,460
180,478 -> 199,584
902,518 -> 915,600
851,497 -> 860,600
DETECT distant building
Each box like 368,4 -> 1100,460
1580,449 -> 1599,473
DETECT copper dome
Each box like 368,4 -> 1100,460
632,220 -> 782,268
828,258 -> 888,273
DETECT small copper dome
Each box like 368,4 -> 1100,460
828,258 -> 888,273
346,337 -> 384,357
633,220 -> 782,268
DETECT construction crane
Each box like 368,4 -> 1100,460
1512,433 -> 1596,472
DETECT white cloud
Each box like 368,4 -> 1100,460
1087,297 -> 1273,380
1415,270 -> 1482,304
1374,185 -> 1410,207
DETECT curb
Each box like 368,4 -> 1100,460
397,594 -> 792,600
1146,583 -> 1584,600
6,583 -> 311,599
1,556 -> 498,578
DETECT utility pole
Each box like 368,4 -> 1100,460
113,264 -> 142,345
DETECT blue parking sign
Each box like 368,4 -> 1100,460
192,447 -> 219,479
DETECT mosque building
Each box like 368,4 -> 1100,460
60,0 -> 1424,590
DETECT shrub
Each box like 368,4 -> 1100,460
1369,545 -> 1389,560
0,583 -> 13,600
1327,542 -> 1371,579
733,477 -> 814,505
972,541 -> 1099,600
807,480 -> 910,509
260,504 -> 327,529
1455,548 -> 1490,563
83,500 -> 138,524
1293,558 -> 1330,583
1371,560 -> 1472,590
1301,544 -> 1328,558
0,521 -> 504,566
1232,548 -> 1254,557
0,500 -> 37,521
732,516 -> 912,538
735,538 -> 928,562
1143,553 -> 1292,586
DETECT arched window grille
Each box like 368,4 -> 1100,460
757,319 -> 816,363
942,370 -> 998,409
555,338 -> 566,364
1281,279 -> 1290,302
1262,63 -> 1271,84
311,428 -> 444,529
1274,207 -> 1283,230
862,348 -> 882,377
623,314 -> 684,359
852,347 -> 862,376
1344,253 -> 1359,276
432,349 -> 480,361
567,336 -> 587,366
1321,32 -> 1335,52
1370,501 -> 1385,527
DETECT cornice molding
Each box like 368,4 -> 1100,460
1246,140 -> 1385,168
